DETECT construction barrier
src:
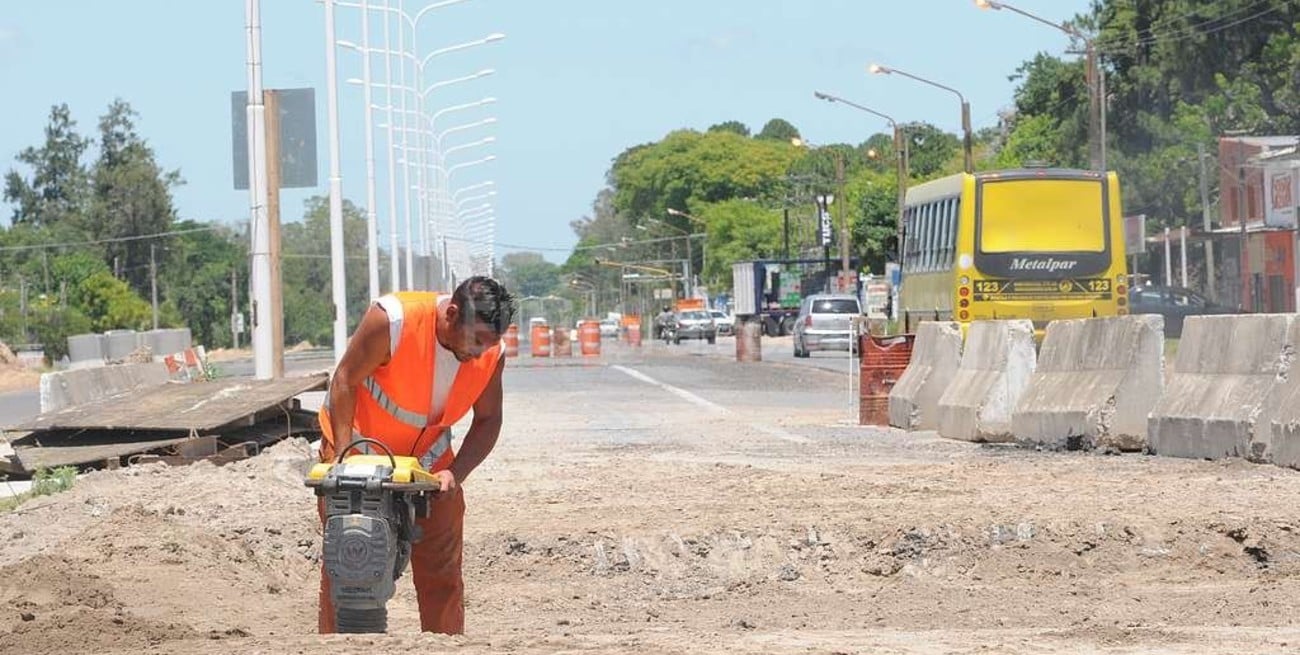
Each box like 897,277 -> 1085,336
552,327 -> 573,357
1151,314 -> 1300,462
735,318 -> 762,362
937,320 -> 1037,443
627,322 -> 642,347
579,320 -> 601,357
1012,315 -> 1164,451
530,325 -> 551,358
503,325 -> 520,358
860,333 -> 915,427
888,322 -> 962,431
39,362 -> 170,414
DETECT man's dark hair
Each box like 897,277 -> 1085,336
451,276 -> 516,335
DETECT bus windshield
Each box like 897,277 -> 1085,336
978,178 -> 1106,254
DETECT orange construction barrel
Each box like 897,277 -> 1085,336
552,327 -> 572,357
736,318 -> 762,362
530,325 -> 552,358
627,322 -> 642,347
503,324 -> 520,358
859,333 -> 915,426
579,320 -> 602,356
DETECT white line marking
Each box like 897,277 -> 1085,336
611,365 -> 810,444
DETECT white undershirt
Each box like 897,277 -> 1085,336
375,295 -> 461,423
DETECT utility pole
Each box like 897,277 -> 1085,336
231,267 -> 240,349
836,151 -> 850,291
782,207 -> 791,260
150,243 -> 159,330
1198,143 -> 1217,301
246,0 -> 274,380
1086,42 -> 1101,171
265,89 -> 285,377
18,276 -> 27,345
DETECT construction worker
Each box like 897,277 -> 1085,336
316,275 -> 516,635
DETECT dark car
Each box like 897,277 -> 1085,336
1128,285 -> 1236,337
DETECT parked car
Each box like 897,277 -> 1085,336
709,310 -> 734,336
1128,285 -> 1236,337
663,310 -> 717,345
599,318 -> 620,338
793,294 -> 861,357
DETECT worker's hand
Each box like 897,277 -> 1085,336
432,469 -> 457,494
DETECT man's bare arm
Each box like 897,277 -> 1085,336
447,355 -> 505,484
325,305 -> 391,459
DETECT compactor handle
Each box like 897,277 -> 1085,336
335,437 -> 398,470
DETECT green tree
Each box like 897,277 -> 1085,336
87,99 -> 183,297
161,221 -> 247,348
707,120 -> 751,137
756,118 -> 801,142
497,251 -> 561,297
281,196 -> 370,345
2,104 -> 91,228
698,199 -> 784,287
902,122 -> 962,178
71,271 -> 153,332
27,300 -> 92,365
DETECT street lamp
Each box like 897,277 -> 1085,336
666,208 -> 710,289
420,68 -> 494,98
813,91 -> 910,265
975,0 -> 1105,172
869,63 -> 973,173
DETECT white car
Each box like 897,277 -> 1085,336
708,310 -> 734,336
599,319 -> 620,338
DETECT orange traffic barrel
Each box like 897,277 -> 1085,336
552,327 -> 572,357
530,325 -> 551,358
627,322 -> 642,347
503,325 -> 520,358
859,334 -> 915,426
578,320 -> 601,356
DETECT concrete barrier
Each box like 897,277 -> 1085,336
39,362 -> 170,414
67,333 -> 105,368
1012,315 -> 1164,451
888,321 -> 962,431
141,328 -> 192,356
1151,314 -> 1299,462
102,330 -> 138,361
936,320 -> 1037,443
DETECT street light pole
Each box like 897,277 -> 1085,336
975,0 -> 1105,172
245,0 -> 274,379
360,0 -> 379,300
322,0 -> 348,362
869,64 -> 972,173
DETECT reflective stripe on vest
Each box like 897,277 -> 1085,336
362,375 -> 427,429
418,428 -> 453,470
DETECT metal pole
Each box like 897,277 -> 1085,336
1199,143 -> 1217,300
397,0 -> 414,289
837,151 -> 849,288
360,0 -> 380,300
1164,227 -> 1172,287
150,243 -> 158,330
961,100 -> 973,174
1180,226 -> 1189,288
895,125 -> 908,262
685,236 -> 694,298
1087,41 -> 1101,171
382,1 -> 400,293
246,0 -> 273,380
1099,48 -> 1108,174
324,0 -> 348,363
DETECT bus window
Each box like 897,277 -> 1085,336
979,179 -> 1106,254
947,198 -> 960,268
924,203 -> 936,271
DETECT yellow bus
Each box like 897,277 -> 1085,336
898,167 -> 1128,333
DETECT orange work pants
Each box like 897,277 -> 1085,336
318,487 -> 466,634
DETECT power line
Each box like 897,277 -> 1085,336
0,225 -> 225,253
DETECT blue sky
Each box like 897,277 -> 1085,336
0,0 -> 1090,264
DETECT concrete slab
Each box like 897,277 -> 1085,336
38,362 -> 170,414
1013,315 -> 1164,452
888,322 -> 962,431
1152,314 -> 1299,462
937,320 -> 1036,443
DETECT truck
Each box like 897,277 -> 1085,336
732,259 -> 862,336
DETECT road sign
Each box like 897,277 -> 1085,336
1123,214 -> 1146,256
232,88 -> 318,190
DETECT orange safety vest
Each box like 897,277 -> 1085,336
318,291 -> 503,471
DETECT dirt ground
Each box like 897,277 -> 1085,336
2,358 -> 1300,654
